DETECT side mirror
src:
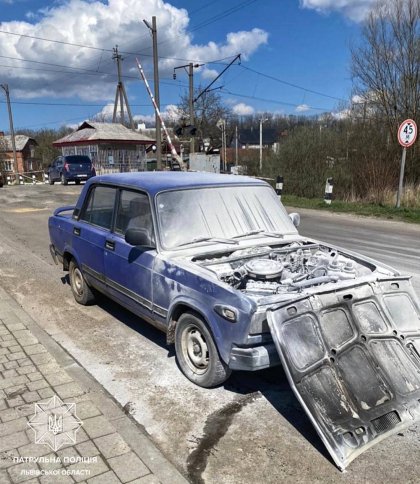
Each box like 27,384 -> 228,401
125,228 -> 155,248
289,212 -> 300,227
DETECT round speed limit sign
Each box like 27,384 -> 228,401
398,119 -> 417,147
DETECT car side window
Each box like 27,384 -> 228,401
80,185 -> 116,230
114,190 -> 154,239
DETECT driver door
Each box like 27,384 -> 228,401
104,189 -> 156,320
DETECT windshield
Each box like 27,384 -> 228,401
156,185 -> 298,249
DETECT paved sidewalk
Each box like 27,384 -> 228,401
0,286 -> 188,484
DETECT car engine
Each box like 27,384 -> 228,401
194,242 -> 375,296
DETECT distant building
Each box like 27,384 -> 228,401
53,122 -> 155,170
0,131 -> 39,174
237,127 -> 280,152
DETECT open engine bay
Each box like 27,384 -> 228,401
194,242 -> 376,296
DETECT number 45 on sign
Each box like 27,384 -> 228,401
398,119 -> 417,147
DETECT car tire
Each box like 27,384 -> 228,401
69,259 -> 95,305
48,176 -> 54,185
75,180 -> 81,185
175,312 -> 231,388
61,174 -> 68,185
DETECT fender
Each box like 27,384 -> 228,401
166,294 -> 228,359
62,244 -> 82,271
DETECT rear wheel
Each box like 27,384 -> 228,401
69,259 -> 95,305
175,312 -> 231,388
61,174 -> 68,185
75,179 -> 81,185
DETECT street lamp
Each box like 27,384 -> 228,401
259,117 -> 268,172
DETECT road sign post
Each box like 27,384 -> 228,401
396,119 -> 417,208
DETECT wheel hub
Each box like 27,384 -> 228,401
72,268 -> 84,296
182,325 -> 209,374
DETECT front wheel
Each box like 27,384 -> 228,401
69,260 -> 95,305
175,312 -> 231,388
61,174 -> 68,185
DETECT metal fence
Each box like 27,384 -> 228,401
3,171 -> 46,185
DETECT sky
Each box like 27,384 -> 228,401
0,0 -> 377,131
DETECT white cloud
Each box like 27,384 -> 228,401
351,94 -> 365,104
331,109 -> 351,119
296,103 -> 310,112
300,0 -> 376,21
94,102 -> 180,125
232,103 -> 255,115
201,68 -> 219,80
0,0 -> 268,101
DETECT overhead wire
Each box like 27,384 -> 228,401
218,88 -> 332,112
239,65 -> 347,102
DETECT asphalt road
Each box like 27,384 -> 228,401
0,184 -> 420,484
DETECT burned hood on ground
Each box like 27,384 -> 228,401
267,277 -> 420,470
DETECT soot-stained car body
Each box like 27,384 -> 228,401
48,172 -> 420,470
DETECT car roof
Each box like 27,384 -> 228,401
88,171 -> 269,196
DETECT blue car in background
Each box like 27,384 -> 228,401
48,171 -> 420,470
47,155 -> 96,185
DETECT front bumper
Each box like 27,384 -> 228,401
228,343 -> 280,371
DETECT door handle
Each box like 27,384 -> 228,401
73,227 -> 81,236
105,240 -> 115,251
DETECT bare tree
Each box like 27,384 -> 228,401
177,87 -> 232,150
351,0 -> 420,133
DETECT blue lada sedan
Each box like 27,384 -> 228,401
49,171 -> 420,470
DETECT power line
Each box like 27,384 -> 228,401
189,0 -> 223,15
138,0 -> 258,56
0,99 -> 173,107
0,29 -> 239,65
18,115 -> 92,129
0,62 -> 183,85
239,65 -> 347,102
190,0 -> 258,32
219,88 -> 332,111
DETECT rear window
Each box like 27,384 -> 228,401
65,155 -> 91,165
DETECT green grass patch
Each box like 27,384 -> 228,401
282,195 -> 420,224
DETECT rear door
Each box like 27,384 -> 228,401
103,189 -> 157,320
267,278 -> 420,470
74,184 -> 117,292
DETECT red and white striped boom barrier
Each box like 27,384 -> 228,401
135,58 -> 187,171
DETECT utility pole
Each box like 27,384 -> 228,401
259,117 -> 268,172
173,62 -> 203,156
189,63 -> 194,155
235,125 -> 238,166
217,118 -> 227,171
0,84 -> 18,174
143,17 -> 162,170
112,46 -> 135,129
136,58 -> 187,171
223,120 -> 227,172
